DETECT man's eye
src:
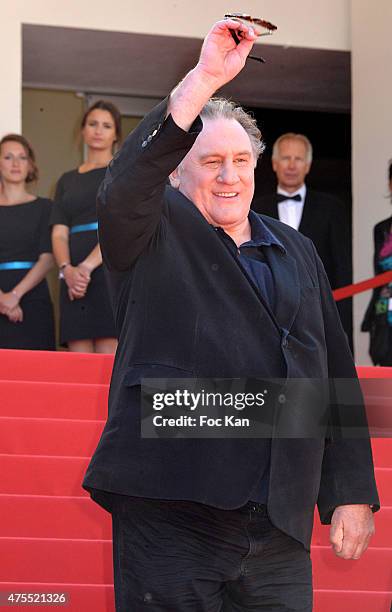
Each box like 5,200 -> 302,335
235,158 -> 248,164
205,160 -> 220,166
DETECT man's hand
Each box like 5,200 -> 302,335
168,19 -> 257,132
330,504 -> 375,559
197,19 -> 257,90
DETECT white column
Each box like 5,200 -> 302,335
0,11 -> 21,135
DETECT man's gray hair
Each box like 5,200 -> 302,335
200,98 -> 265,161
272,133 -> 313,164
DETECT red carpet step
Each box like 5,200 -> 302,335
314,590 -> 392,612
0,538 -> 113,584
0,349 -> 113,383
0,495 -> 111,540
0,380 -> 108,419
0,416 -> 105,456
0,455 -> 90,496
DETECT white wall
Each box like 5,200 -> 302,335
1,0 -> 350,134
351,0 -> 392,364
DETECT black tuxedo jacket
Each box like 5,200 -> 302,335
83,99 -> 379,550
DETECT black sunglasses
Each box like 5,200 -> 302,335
224,13 -> 278,63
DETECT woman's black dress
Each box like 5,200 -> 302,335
0,198 -> 55,350
51,168 -> 115,345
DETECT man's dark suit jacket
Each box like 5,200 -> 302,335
83,99 -> 379,551
252,191 -> 353,346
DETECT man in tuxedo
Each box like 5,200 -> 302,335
252,133 -> 353,348
84,19 -> 378,612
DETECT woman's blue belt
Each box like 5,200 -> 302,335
70,222 -> 98,234
0,261 -> 35,270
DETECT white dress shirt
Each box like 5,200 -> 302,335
276,184 -> 307,230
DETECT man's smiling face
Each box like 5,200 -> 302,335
171,117 -> 256,230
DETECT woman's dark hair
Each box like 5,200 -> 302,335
0,133 -> 38,183
388,159 -> 392,183
81,100 -> 122,144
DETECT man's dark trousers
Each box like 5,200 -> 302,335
112,496 -> 312,611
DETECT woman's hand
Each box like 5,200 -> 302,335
0,290 -> 20,315
64,264 -> 91,300
7,305 -> 23,323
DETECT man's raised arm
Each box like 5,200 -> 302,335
97,19 -> 256,271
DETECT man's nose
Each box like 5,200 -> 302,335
218,163 -> 239,184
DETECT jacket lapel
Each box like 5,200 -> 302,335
264,245 -> 301,334
252,194 -> 279,219
265,194 -> 279,219
298,191 -> 313,235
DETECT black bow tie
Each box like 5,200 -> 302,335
276,193 -> 302,203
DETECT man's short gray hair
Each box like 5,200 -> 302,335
272,133 -> 313,164
200,98 -> 265,161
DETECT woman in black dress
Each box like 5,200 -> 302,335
362,160 -> 392,365
51,101 -> 121,353
0,134 -> 55,350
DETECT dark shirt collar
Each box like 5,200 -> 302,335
211,210 -> 286,254
246,210 -> 286,253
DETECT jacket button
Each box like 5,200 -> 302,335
143,593 -> 153,603
141,140 -> 147,147
211,263 -> 219,271
278,393 -> 286,404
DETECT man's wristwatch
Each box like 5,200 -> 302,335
58,262 -> 70,280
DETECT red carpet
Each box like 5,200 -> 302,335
0,349 -> 390,611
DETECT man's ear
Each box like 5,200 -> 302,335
169,167 -> 180,189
